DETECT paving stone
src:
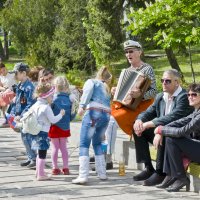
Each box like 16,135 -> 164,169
0,118 -> 199,200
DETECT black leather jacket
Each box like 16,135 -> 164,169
162,109 -> 200,139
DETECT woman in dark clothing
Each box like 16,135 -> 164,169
153,83 -> 200,192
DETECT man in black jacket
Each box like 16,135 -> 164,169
133,69 -> 194,186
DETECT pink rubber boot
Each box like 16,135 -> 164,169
37,158 -> 51,181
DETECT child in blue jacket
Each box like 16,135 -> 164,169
11,63 -> 36,168
49,76 -> 72,175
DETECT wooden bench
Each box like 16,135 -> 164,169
149,146 -> 200,178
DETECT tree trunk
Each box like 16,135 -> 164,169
165,47 -> 184,82
0,39 -> 5,60
188,43 -> 195,83
3,30 -> 9,59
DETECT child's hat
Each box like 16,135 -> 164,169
11,62 -> 29,73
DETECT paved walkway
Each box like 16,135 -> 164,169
0,120 -> 199,200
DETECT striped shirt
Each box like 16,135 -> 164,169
129,63 -> 157,100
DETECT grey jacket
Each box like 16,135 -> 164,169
161,109 -> 200,139
137,89 -> 194,126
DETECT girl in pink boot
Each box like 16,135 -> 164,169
31,83 -> 65,181
48,76 -> 72,175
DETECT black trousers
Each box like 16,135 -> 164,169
133,128 -> 166,172
164,137 -> 200,178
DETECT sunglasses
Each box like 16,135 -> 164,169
125,49 -> 139,54
161,79 -> 172,84
125,50 -> 134,54
187,93 -> 200,98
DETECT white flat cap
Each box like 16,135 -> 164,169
124,40 -> 142,49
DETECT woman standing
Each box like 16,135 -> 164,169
72,67 -> 112,184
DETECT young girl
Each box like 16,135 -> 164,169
31,83 -> 65,181
48,76 -> 72,175
72,66 -> 112,184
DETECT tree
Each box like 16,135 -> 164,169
0,39 -> 4,60
0,0 -> 8,60
51,0 -> 95,73
84,0 -> 125,66
1,0 -> 59,66
127,0 -> 200,79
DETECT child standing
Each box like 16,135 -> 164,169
48,76 -> 72,175
72,66 -> 112,184
31,83 -> 65,181
10,63 -> 36,168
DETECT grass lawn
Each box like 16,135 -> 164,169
3,55 -> 24,70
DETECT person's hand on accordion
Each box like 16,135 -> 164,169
128,88 -> 142,99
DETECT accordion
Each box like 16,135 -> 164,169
113,69 -> 151,110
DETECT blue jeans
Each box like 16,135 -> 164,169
21,132 -> 37,161
79,110 -> 110,157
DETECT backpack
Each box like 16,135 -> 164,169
20,106 -> 42,135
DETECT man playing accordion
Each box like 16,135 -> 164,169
104,40 -> 157,170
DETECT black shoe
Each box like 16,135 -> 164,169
106,162 -> 113,170
27,161 -> 36,169
90,156 -> 95,163
133,168 -> 154,181
166,177 -> 190,192
143,172 -> 165,186
156,176 -> 177,189
20,160 -> 31,167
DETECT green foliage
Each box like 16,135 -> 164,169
0,0 -> 125,72
66,68 -> 89,87
84,0 -> 125,66
128,0 -> 200,49
51,0 -> 95,73
1,0 -> 59,67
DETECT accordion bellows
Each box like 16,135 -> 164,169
113,69 -> 151,110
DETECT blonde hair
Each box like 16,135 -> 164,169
96,66 -> 112,81
96,66 -> 112,94
53,76 -> 70,93
34,83 -> 52,98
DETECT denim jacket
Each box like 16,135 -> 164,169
11,79 -> 35,116
51,92 -> 72,130
79,79 -> 110,109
